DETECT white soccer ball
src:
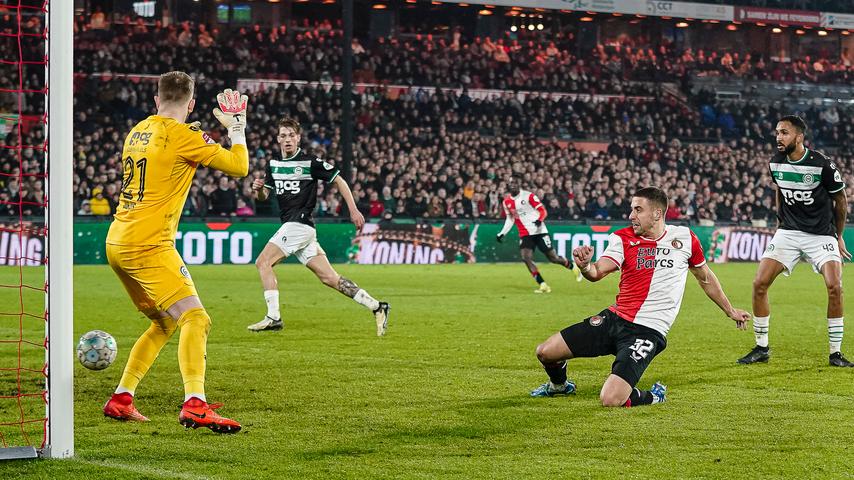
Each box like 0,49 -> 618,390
76,330 -> 117,370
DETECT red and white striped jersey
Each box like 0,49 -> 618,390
600,225 -> 706,337
500,189 -> 547,237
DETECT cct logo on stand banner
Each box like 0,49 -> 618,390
646,1 -> 673,15
645,0 -> 733,20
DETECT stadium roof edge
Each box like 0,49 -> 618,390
433,0 -> 854,30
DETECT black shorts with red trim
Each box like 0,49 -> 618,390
519,233 -> 553,254
559,309 -> 667,388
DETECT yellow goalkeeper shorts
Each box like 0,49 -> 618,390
106,244 -> 199,314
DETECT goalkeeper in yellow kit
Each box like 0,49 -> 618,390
102,71 -> 248,433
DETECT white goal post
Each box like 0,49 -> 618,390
44,0 -> 74,459
0,0 -> 72,461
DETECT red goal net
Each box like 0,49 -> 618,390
0,0 -> 49,454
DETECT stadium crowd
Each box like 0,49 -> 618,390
2,15 -> 853,225
73,18 -> 854,90
12,79 -> 846,226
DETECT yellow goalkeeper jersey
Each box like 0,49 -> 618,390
106,115 -> 248,246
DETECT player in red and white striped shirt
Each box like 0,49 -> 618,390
530,187 -> 750,406
496,177 -> 582,293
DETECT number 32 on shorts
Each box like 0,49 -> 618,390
629,339 -> 654,362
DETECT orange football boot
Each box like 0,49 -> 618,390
178,397 -> 241,434
103,392 -> 150,422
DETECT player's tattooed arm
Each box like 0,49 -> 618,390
337,277 -> 360,298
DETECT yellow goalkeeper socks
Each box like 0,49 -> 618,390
177,307 -> 211,398
117,316 -> 178,395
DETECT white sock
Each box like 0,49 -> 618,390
549,381 -> 566,391
829,317 -> 844,354
185,393 -> 206,403
114,386 -> 133,396
353,289 -> 380,311
264,290 -> 280,320
753,315 -> 769,348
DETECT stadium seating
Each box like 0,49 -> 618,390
3,16 -> 853,223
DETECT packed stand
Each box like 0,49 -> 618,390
53,77 -> 854,226
0,10 -> 46,115
73,18 -> 854,91
690,92 -> 854,149
0,9 -> 46,221
7,15 -> 852,223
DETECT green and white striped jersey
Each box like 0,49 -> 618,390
263,148 -> 340,226
768,148 -> 845,236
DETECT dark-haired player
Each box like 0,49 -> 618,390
247,117 -> 390,336
738,115 -> 853,367
496,177 -> 582,293
530,187 -> 749,406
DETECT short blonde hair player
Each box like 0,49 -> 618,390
102,71 -> 249,433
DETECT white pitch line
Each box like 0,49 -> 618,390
74,458 -> 212,480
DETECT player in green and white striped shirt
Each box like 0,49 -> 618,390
247,118 -> 390,336
738,115 -> 853,367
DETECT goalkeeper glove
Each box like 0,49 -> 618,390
496,233 -> 505,243
213,88 -> 248,145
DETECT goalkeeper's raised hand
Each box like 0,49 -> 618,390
213,88 -> 248,145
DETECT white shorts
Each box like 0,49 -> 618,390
762,229 -> 841,276
268,222 -> 326,265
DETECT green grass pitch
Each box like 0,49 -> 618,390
1,262 -> 853,479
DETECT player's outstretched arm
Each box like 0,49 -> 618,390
496,202 -> 514,242
333,175 -> 365,229
496,215 -> 513,242
572,245 -> 618,282
206,145 -> 249,178
689,264 -> 749,329
832,190 -> 852,260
